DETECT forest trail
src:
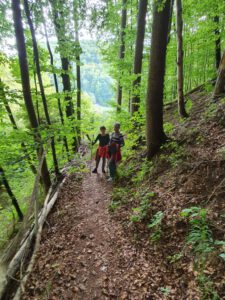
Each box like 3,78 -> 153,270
23,167 -> 164,300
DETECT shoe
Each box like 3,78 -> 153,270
92,168 -> 97,174
107,177 -> 113,182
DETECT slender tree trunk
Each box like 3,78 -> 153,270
214,16 -> 221,70
76,52 -> 81,143
131,0 -> 148,115
42,14 -> 70,158
146,0 -> 172,159
49,1 -> 78,152
73,0 -> 82,144
127,0 -> 134,112
167,0 -> 174,45
0,166 -> 23,221
116,0 -> 127,112
11,0 -> 51,194
0,79 -> 37,175
0,82 -> 17,130
176,0 -> 188,118
187,42 -> 193,91
33,70 -> 41,124
213,50 -> 225,99
173,65 -> 177,99
24,0 -> 60,178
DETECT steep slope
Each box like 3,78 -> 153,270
111,88 -> 225,299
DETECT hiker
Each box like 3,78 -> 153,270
108,122 -> 124,181
92,126 -> 110,174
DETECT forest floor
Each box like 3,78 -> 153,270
22,89 -> 225,300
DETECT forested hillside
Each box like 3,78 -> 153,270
0,0 -> 225,299
80,40 -> 114,106
50,40 -> 114,106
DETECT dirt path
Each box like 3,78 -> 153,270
24,167 -> 168,300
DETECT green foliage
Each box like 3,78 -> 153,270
130,192 -> 155,222
181,207 -> 214,255
164,122 -> 174,135
109,187 -> 129,212
197,274 -> 219,300
132,159 -> 153,185
159,286 -> 170,296
0,4 -> 225,299
161,142 -> 186,168
181,206 -> 225,298
167,252 -> 184,264
203,102 -> 218,120
0,205 -> 16,249
185,99 -> 193,114
219,253 -> 225,260
148,211 -> 164,242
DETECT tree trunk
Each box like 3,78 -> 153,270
146,0 -> 172,159
116,0 -> 127,112
76,54 -> 81,143
214,16 -> 221,70
42,13 -> 70,158
176,0 -> 188,118
131,0 -> 148,115
24,0 -> 60,178
167,0 -> 174,45
11,0 -> 51,194
73,0 -> 82,144
49,0 -> 78,152
0,166 -> 23,221
33,70 -> 41,124
213,50 -> 225,99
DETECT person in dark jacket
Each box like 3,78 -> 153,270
92,126 -> 110,174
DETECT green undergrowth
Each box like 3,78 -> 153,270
0,167 -> 35,250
